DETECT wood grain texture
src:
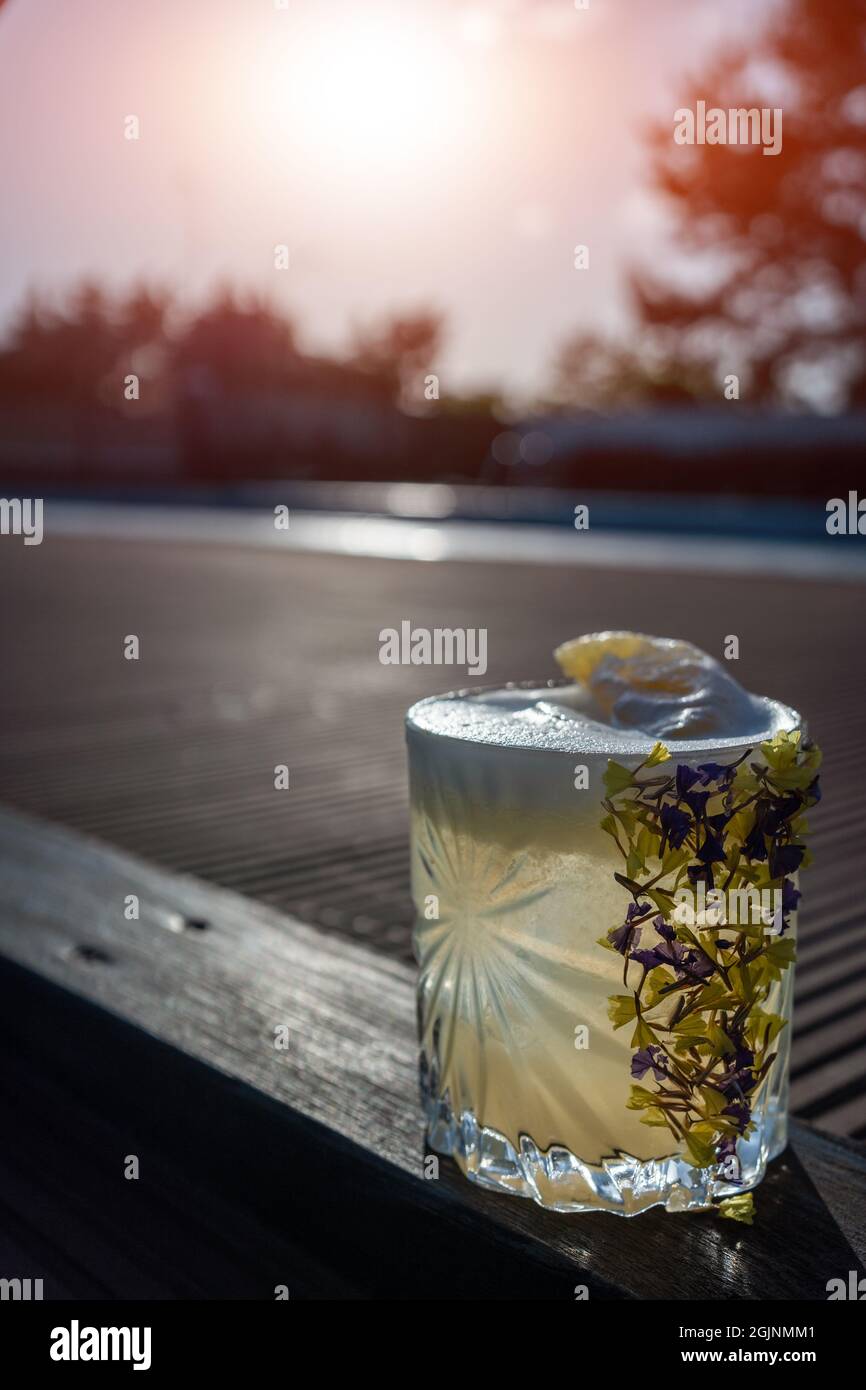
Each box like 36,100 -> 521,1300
0,534 -> 863,1138
0,806 -> 863,1300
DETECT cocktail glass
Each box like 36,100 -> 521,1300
406,639 -> 820,1215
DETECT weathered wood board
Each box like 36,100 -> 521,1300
0,807 -> 863,1299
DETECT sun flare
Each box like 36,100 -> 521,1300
258,9 -> 463,168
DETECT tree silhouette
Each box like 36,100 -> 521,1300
0,281 -> 173,405
0,283 -> 112,404
633,0 -> 866,411
120,285 -> 172,352
172,289 -> 297,392
348,310 -> 443,407
547,331 -> 716,412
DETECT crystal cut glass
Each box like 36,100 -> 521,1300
406,636 -> 818,1216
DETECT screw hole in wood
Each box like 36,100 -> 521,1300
72,944 -> 112,965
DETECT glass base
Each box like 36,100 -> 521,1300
424,1084 -> 788,1216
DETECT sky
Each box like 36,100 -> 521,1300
0,0 -> 772,399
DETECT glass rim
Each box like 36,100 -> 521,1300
406,678 -> 805,759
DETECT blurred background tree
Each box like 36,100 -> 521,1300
633,0 -> 866,412
348,309 -> 444,407
546,331 -> 717,411
550,0 -> 866,414
172,290 -> 297,392
0,282 -> 171,405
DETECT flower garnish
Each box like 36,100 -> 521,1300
599,729 -> 822,1221
631,1045 -> 668,1082
718,1193 -> 755,1225
660,802 -> 691,850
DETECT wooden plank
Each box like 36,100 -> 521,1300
794,943 -> 866,998
814,1095 -> 866,1143
1,535 -> 865,1084
0,1042 -> 363,1300
792,1047 -> 866,1112
795,979 -> 865,1033
792,1014 -> 866,1071
0,806 -> 863,1299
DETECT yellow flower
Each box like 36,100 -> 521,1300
718,1193 -> 755,1225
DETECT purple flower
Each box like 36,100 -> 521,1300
654,915 -> 676,942
717,1047 -> 755,1100
683,789 -> 711,820
696,832 -> 727,865
722,1101 -> 751,1134
696,761 -> 734,786
743,820 -> 768,862
634,938 -> 713,979
717,1133 -> 739,1168
684,946 -> 715,978
631,945 -> 667,970
631,1045 -> 667,1082
608,900 -> 652,954
807,776 -> 822,804
769,842 -> 805,878
676,765 -> 701,797
660,802 -> 691,849
764,794 -> 801,836
771,876 -> 802,936
608,920 -> 636,954
734,1046 -> 755,1072
687,862 -> 714,888
631,939 -> 683,970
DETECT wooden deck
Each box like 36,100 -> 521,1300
0,527 -> 865,1300
1,533 -> 864,1136
0,808 -> 863,1299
